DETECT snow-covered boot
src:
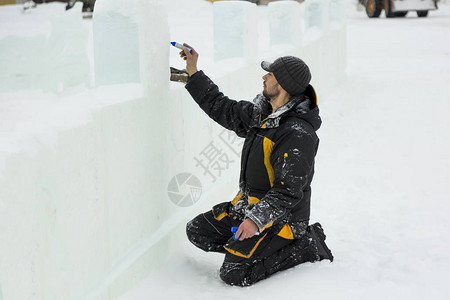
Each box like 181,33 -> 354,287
66,0 -> 77,11
22,1 -> 37,12
307,222 -> 334,262
220,235 -> 318,286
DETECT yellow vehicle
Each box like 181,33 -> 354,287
360,0 -> 439,18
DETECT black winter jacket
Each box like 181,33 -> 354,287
186,71 -> 322,239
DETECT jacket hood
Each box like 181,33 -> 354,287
252,84 -> 321,131
288,84 -> 322,131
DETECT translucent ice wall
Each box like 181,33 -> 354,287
0,3 -> 90,93
213,0 -> 258,62
0,0 -> 346,299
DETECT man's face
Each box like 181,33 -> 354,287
262,72 -> 281,99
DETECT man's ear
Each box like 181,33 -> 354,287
280,87 -> 291,99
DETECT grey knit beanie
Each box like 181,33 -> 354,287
261,56 -> 311,96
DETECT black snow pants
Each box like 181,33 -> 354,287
186,204 -> 319,286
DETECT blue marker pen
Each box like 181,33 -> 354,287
170,42 -> 193,54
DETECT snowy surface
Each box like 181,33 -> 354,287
0,0 -> 449,299
119,2 -> 450,300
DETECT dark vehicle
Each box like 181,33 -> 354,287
359,0 -> 438,18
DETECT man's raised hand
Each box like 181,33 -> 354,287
179,43 -> 198,77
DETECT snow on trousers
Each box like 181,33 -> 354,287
186,203 -> 319,287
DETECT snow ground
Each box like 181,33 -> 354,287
120,2 -> 450,300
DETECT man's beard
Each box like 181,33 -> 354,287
262,87 -> 279,99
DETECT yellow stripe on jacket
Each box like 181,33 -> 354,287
263,137 -> 275,188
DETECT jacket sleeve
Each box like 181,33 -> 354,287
246,123 -> 317,231
185,71 -> 254,138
